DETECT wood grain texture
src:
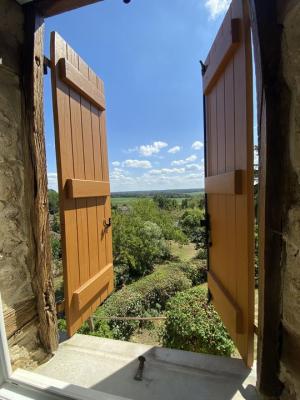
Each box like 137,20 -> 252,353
208,272 -> 243,334
23,7 -> 58,353
59,59 -> 105,110
66,179 -> 110,198
248,0 -> 285,395
51,32 -> 113,336
205,170 -> 243,194
74,263 -> 113,310
4,299 -> 37,339
203,0 -> 254,367
203,18 -> 240,94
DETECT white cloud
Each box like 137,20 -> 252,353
110,167 -> 204,192
186,163 -> 203,171
139,141 -> 168,157
112,161 -> 121,167
192,141 -> 204,150
149,168 -> 185,175
123,159 -> 152,169
47,172 -> 58,191
172,155 -> 197,166
204,0 -> 230,19
168,146 -> 181,154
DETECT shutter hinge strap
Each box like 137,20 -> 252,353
43,56 -> 51,75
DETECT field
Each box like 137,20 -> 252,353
111,189 -> 203,207
111,197 -> 140,206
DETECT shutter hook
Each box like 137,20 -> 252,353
104,218 -> 112,230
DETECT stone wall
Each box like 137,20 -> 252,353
279,2 -> 300,398
0,0 -> 48,369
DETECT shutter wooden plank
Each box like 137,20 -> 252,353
66,179 -> 110,198
98,78 -> 113,275
203,18 -> 240,94
232,0 -> 254,368
208,271 -> 243,335
51,32 -> 114,337
79,54 -> 100,322
59,58 -> 105,110
205,170 -> 243,194
51,33 -> 82,335
90,70 -> 108,313
224,56 -> 237,344
203,0 -> 254,367
74,263 -> 113,310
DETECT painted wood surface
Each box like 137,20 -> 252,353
203,0 -> 254,367
51,32 -> 114,336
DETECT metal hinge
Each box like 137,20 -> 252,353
43,56 -> 51,75
200,60 -> 207,76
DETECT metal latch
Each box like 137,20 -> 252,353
134,356 -> 146,381
104,217 -> 112,230
201,214 -> 212,247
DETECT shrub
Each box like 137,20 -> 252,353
51,235 -> 62,260
93,263 -> 192,340
196,247 -> 207,260
177,260 -> 207,285
51,213 -> 60,234
162,286 -> 234,356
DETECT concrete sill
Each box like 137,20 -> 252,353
32,334 -> 257,400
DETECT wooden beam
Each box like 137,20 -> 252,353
205,170 -> 243,195
59,58 -> 105,110
33,0 -> 105,17
66,179 -> 110,199
23,5 -> 58,353
248,0 -> 284,396
4,299 -> 37,339
74,263 -> 113,310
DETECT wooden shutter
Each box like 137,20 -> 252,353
50,32 -> 114,337
202,0 -> 254,367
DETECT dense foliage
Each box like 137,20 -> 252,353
112,199 -> 187,286
153,194 -> 178,210
162,286 -> 234,356
179,208 -> 205,249
83,261 -> 206,340
48,189 -> 59,215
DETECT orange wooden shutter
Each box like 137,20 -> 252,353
202,0 -> 254,367
50,32 -> 114,336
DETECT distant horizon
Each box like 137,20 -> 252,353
48,187 -> 204,195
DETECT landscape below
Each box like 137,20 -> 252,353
49,188 -> 235,358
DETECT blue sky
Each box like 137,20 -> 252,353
44,0 -> 231,192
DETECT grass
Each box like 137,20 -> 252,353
130,319 -> 165,346
111,192 -> 203,207
169,241 -> 197,262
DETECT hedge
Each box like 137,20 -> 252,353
162,285 -> 234,356
90,263 -> 191,339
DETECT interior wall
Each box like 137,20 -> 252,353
0,0 -> 50,369
278,2 -> 300,398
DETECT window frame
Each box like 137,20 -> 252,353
0,297 -> 129,400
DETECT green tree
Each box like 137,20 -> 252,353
112,209 -> 170,284
179,208 -> 205,249
48,189 -> 59,214
153,194 -> 177,210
